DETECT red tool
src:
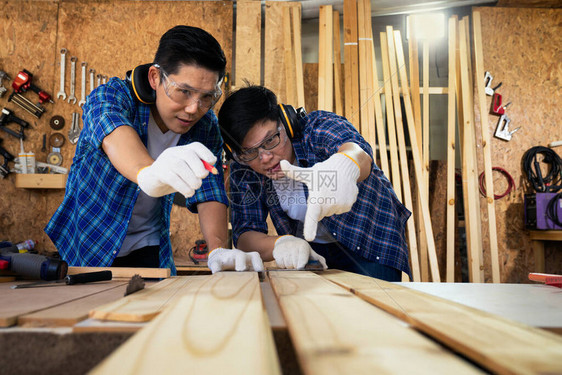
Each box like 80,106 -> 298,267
12,69 -> 54,104
189,240 -> 208,264
529,273 -> 562,288
491,92 -> 511,115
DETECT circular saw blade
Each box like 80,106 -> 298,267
49,115 -> 65,130
49,132 -> 65,148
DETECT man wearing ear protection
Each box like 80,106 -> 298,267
218,86 -> 411,281
45,26 -> 264,275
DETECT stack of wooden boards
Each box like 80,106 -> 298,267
85,271 -> 562,374
235,1 -> 502,283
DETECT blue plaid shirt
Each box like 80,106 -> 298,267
45,77 -> 228,275
229,111 -> 411,275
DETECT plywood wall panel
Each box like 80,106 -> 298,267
476,7 -> 562,282
0,1 -> 233,260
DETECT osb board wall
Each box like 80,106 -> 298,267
0,0 -> 233,258
476,7 -> 562,282
496,0 -> 562,7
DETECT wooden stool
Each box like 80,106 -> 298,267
529,230 -> 562,272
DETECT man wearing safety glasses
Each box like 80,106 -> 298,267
45,26 -> 264,275
218,86 -> 411,281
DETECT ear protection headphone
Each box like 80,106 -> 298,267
125,63 -> 156,104
223,103 -> 307,161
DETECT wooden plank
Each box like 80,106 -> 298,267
292,5 -> 305,108
370,28 -> 390,179
398,281 -> 562,332
408,16 -> 423,151
18,282 -> 128,327
333,10 -> 344,116
235,0 -> 262,86
15,174 -> 67,189
473,10 -> 500,283
458,17 -> 483,283
0,281 -> 125,327
446,16 -> 458,283
419,40 -> 431,282
343,0 -> 360,130
379,32 -> 402,199
318,5 -> 333,111
269,271 -> 482,374
68,266 -> 170,279
265,1 -> 296,103
90,273 -> 281,375
322,270 -> 562,375
381,29 -> 420,282
90,276 -> 208,322
357,0 -> 376,148
392,29 -> 440,282
283,6 -> 297,105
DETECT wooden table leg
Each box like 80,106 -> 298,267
531,240 -> 545,273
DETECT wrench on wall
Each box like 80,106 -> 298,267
68,57 -> 77,104
57,49 -> 67,100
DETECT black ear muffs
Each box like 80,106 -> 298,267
278,104 -> 306,140
126,63 -> 156,104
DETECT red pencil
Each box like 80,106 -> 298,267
202,160 -> 219,175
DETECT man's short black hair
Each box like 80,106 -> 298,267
154,25 -> 226,81
218,86 -> 279,153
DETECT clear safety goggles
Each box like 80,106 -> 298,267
154,64 -> 222,111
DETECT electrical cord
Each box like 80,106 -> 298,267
478,167 -> 516,200
522,146 -> 562,193
546,192 -> 562,227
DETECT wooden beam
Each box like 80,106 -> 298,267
458,17 -> 483,283
0,281 -> 126,327
343,0 -> 360,130
322,270 -> 562,375
90,273 -> 281,375
357,0 -> 376,148
283,6 -> 297,105
391,29 -> 440,282
370,28 -> 390,179
90,276 -> 207,322
379,32 -> 402,200
318,5 -> 333,111
381,29 -> 420,282
18,283 -> 128,327
333,10 -> 344,116
473,10 -> 500,283
269,271 -> 481,374
446,16 -> 458,283
293,5 -> 305,108
235,0 -> 262,86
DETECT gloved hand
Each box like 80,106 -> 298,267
273,235 -> 328,270
137,142 -> 216,198
207,248 -> 265,274
280,153 -> 360,241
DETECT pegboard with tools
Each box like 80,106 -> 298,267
0,0 -> 232,256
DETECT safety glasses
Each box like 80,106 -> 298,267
154,64 -> 222,111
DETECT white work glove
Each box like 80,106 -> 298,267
280,153 -> 360,241
273,235 -> 328,270
137,142 -> 216,198
207,248 -> 265,274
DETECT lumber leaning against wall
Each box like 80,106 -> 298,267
0,1 -> 233,258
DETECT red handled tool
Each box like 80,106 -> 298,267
491,92 -> 511,115
12,69 -> 54,104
